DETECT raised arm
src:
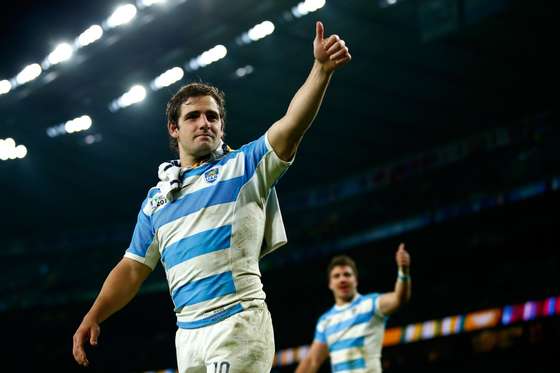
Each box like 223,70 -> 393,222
378,243 -> 412,316
295,341 -> 329,373
72,257 -> 152,366
268,21 -> 351,161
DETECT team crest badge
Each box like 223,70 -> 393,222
204,168 -> 219,183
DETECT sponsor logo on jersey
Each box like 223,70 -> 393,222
150,194 -> 168,209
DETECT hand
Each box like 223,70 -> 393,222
72,317 -> 100,367
395,243 -> 410,269
313,21 -> 351,73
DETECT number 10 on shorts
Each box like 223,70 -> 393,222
211,361 -> 230,373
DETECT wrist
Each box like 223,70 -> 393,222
313,59 -> 334,76
398,268 -> 410,281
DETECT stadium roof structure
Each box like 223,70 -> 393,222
0,0 -> 555,241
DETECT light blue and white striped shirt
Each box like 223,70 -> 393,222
125,133 -> 291,328
314,293 -> 387,373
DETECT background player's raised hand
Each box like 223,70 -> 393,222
395,243 -> 411,268
313,21 -> 351,73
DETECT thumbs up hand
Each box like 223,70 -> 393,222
313,21 -> 351,73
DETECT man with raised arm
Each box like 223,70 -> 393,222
295,244 -> 412,373
72,21 -> 351,372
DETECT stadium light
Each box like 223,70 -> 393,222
46,115 -> 93,138
137,0 -> 167,9
47,43 -> 74,66
187,45 -> 227,71
109,85 -> 147,111
105,4 -> 138,29
76,25 -> 104,47
151,66 -> 184,90
291,0 -> 326,18
0,138 -> 28,161
0,79 -> 11,94
248,21 -> 275,41
235,65 -> 254,78
237,20 -> 275,46
15,63 -> 42,85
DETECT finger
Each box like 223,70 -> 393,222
399,243 -> 405,251
315,21 -> 324,41
73,330 -> 90,365
73,343 -> 88,366
90,326 -> 99,346
329,47 -> 350,61
323,34 -> 340,50
327,39 -> 345,55
334,55 -> 351,66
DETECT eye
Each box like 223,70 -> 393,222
207,113 -> 219,122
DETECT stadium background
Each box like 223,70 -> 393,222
0,0 -> 558,372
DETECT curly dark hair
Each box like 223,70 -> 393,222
166,82 -> 227,154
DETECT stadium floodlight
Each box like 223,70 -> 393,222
113,84 -> 147,109
248,21 -> 275,42
188,45 -> 227,70
47,43 -> 74,65
237,20 -> 275,46
137,0 -> 167,8
379,0 -> 398,7
76,25 -> 104,47
106,4 -> 138,29
151,66 -> 184,90
47,115 -> 93,137
0,138 -> 27,161
15,145 -> 28,159
15,63 -> 42,85
0,79 -> 11,94
64,115 -> 93,134
235,65 -> 254,78
291,0 -> 326,18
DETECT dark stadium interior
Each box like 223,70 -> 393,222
1,0 -> 558,372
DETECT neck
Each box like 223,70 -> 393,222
179,153 -> 210,168
335,293 -> 356,306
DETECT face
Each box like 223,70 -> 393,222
168,95 -> 224,162
328,265 -> 358,303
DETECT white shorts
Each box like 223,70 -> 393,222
175,302 -> 275,373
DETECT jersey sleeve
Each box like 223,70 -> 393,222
370,292 -> 388,319
239,132 -> 293,193
124,190 -> 160,270
313,316 -> 328,344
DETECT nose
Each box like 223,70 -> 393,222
199,114 -> 211,128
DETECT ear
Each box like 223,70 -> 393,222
167,121 -> 179,138
220,120 -> 226,139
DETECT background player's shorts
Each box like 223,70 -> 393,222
175,301 -> 275,373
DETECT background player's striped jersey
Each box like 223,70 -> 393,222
315,293 -> 387,373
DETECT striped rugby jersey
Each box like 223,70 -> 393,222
124,133 -> 291,328
314,293 -> 387,373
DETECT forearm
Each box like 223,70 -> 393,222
285,60 -> 332,137
269,61 -> 332,160
84,259 -> 149,324
295,358 -> 320,373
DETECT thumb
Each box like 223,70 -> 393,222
90,326 -> 99,346
315,21 -> 324,41
398,243 -> 405,251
